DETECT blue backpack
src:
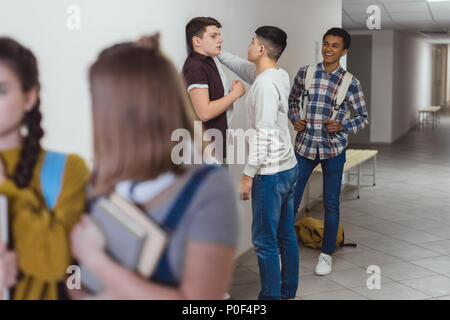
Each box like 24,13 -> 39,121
40,151 -> 68,210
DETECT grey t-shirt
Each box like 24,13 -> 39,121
142,166 -> 240,282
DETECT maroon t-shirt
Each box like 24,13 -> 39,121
183,51 -> 228,158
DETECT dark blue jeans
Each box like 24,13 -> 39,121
293,151 -> 346,255
251,165 -> 299,300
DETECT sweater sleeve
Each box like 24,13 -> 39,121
11,154 -> 90,281
217,51 -> 257,85
243,81 -> 279,178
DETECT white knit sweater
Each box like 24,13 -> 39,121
218,51 -> 297,177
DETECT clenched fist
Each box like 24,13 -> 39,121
231,80 -> 246,98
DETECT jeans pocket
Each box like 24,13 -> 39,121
291,165 -> 299,189
295,163 -> 299,176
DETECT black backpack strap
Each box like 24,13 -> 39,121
340,231 -> 357,248
151,165 -> 220,287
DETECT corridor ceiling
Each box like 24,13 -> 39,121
343,0 -> 450,42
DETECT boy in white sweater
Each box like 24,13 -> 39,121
218,26 -> 298,300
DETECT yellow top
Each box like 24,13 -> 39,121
0,147 -> 89,300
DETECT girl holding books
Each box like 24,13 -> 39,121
0,38 -> 90,299
70,34 -> 239,300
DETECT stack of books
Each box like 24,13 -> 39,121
81,193 -> 168,293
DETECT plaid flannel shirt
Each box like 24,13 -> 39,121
288,63 -> 369,160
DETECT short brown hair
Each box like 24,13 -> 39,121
89,34 -> 197,195
186,17 -> 222,52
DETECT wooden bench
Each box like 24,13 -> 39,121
419,106 -> 441,129
304,149 -> 378,211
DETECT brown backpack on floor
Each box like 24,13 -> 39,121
294,213 -> 357,249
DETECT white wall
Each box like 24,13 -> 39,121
349,30 -> 394,144
349,30 -> 432,144
0,0 -> 342,256
392,31 -> 433,142
447,44 -> 450,106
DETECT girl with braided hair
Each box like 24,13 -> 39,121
0,37 -> 89,299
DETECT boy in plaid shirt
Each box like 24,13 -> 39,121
288,28 -> 368,276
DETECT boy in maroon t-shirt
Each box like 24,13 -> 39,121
183,17 -> 245,162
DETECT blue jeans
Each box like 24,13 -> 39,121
251,165 -> 299,300
293,151 -> 346,255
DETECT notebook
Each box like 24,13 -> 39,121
80,194 -> 168,293
0,195 -> 9,300
109,193 -> 168,276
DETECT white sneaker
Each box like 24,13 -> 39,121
315,253 -> 332,276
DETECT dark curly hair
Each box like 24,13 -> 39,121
0,37 -> 44,188
323,28 -> 351,50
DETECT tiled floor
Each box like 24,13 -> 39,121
230,107 -> 450,300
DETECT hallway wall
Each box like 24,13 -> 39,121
349,30 -> 433,144
392,31 -> 433,142
347,34 -> 372,144
348,30 -> 394,144
447,44 -> 450,106
0,0 -> 343,255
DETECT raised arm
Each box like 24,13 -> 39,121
217,51 -> 257,85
